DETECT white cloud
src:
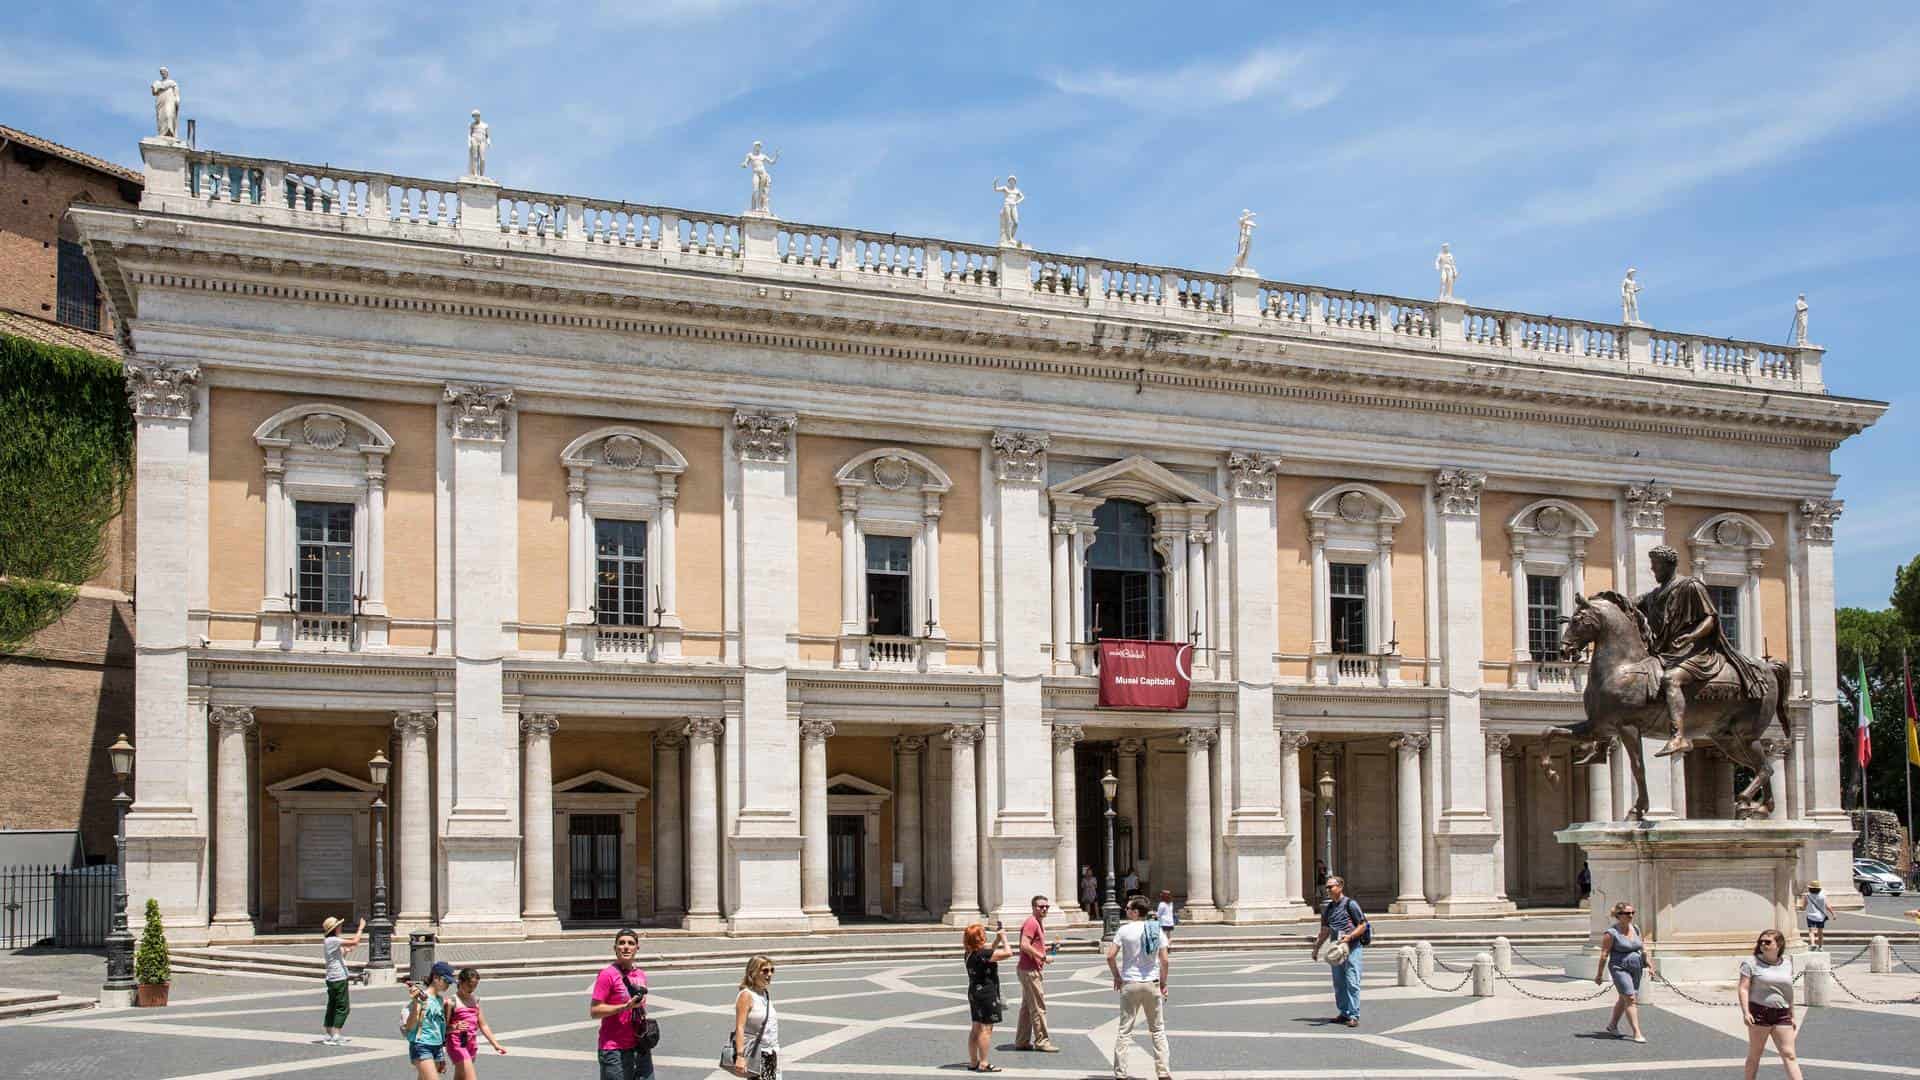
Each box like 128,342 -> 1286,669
1049,44 -> 1341,112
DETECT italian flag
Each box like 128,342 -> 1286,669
1855,654 -> 1873,768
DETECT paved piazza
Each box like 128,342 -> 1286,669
9,942 -> 1919,1079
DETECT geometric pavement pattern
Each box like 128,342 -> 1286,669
9,946 -> 1920,1079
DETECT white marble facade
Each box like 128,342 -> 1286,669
76,135 -> 1880,941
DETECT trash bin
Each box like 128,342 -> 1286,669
408,932 -> 435,983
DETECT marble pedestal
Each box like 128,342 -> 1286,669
1556,819 -> 1824,983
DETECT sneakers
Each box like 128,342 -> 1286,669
1035,1043 -> 1062,1053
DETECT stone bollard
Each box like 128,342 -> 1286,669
1472,952 -> 1495,997
1398,946 -> 1417,987
1493,936 -> 1512,974
1870,935 -> 1892,974
1415,940 -> 1435,981
1802,950 -> 1831,1007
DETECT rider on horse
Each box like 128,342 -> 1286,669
1636,545 -> 1767,757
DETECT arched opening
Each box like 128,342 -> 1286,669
1085,499 -> 1165,640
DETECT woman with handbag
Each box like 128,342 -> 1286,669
963,922 -> 1014,1073
727,955 -> 778,1079
1593,901 -> 1654,1042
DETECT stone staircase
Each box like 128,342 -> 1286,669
0,988 -> 95,1023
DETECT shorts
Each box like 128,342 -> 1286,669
408,1042 -> 449,1065
1750,1003 -> 1794,1027
1805,918 -> 1826,931
323,979 -> 350,1028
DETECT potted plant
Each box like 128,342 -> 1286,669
134,898 -> 171,1006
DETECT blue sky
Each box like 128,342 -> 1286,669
5,0 -> 1915,608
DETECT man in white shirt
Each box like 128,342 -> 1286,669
1106,895 -> 1172,1080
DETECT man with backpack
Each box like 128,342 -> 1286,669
1311,875 -> 1369,1027
1106,894 -> 1172,1080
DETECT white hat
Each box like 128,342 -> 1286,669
322,916 -> 343,934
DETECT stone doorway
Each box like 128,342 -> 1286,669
568,813 -> 621,922
829,814 -> 865,919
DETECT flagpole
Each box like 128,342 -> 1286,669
1858,651 -> 1871,856
1906,646 -> 1915,877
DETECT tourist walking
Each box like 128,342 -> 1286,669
1123,867 -> 1141,897
588,929 -> 654,1080
1107,894 -> 1172,1080
402,961 -> 456,1077
1594,901 -> 1652,1042
1080,866 -> 1099,920
962,922 -> 1013,1073
447,968 -> 506,1077
1013,895 -> 1059,1053
319,915 -> 364,1044
1312,875 -> 1368,1027
1738,929 -> 1803,1080
1798,881 -> 1833,950
1155,890 -> 1177,937
728,955 -> 779,1078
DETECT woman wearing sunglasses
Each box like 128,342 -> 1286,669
1738,929 -> 1803,1080
1593,901 -> 1654,1042
729,955 -> 779,1078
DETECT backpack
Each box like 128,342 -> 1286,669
1326,897 -> 1370,947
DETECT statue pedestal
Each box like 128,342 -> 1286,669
1556,819 -> 1824,983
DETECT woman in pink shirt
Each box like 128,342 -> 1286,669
587,929 -> 654,1080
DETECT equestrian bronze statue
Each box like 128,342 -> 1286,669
1545,547 -> 1791,819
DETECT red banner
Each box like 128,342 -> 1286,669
1097,639 -> 1194,710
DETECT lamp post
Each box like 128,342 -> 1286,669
1316,769 -> 1336,913
102,734 -> 135,1004
1100,768 -> 1121,942
366,749 -> 394,975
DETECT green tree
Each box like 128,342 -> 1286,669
1836,606 -> 1915,831
133,898 -> 171,986
1893,553 -> 1920,639
0,333 -> 132,651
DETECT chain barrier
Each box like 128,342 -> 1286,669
1825,965 -> 1920,1006
1412,964 -> 1474,993
1649,970 -> 1740,1008
1828,944 -> 1873,969
1433,956 -> 1474,974
1505,943 -> 1576,971
1893,946 -> 1920,976
1492,966 -> 1615,1002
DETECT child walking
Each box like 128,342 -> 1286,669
447,968 -> 507,1077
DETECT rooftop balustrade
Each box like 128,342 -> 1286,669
136,140 -> 1826,393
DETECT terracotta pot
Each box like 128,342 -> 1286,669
136,982 -> 170,1007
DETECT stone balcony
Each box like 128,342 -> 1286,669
133,138 -> 1829,397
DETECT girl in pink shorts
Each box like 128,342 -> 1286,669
447,968 -> 507,1078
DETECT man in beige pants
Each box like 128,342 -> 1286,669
1013,895 -> 1059,1052
1107,895 -> 1172,1080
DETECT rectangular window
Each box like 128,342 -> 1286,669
865,534 -> 913,637
294,502 -> 354,613
1708,584 -> 1742,650
57,238 -> 101,331
1329,562 -> 1368,654
594,519 -> 649,626
1527,574 -> 1563,659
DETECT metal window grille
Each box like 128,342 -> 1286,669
594,519 -> 648,626
1329,563 -> 1368,654
1708,583 -> 1741,650
294,502 -> 354,613
1527,574 -> 1563,658
864,534 -> 913,637
56,239 -> 101,331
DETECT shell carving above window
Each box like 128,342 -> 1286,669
302,413 -> 349,451
602,434 -> 649,470
871,455 -> 915,491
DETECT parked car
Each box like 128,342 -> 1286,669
1854,859 -> 1905,896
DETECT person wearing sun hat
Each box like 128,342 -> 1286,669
1798,881 -> 1833,951
319,914 -> 365,1045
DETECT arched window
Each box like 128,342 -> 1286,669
1086,499 -> 1165,640
1504,499 -> 1600,689
560,426 -> 689,662
1687,513 -> 1774,657
1305,483 -> 1408,685
833,448 -> 953,670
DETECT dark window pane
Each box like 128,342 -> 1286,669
294,501 -> 354,613
594,518 -> 647,625
1527,574 -> 1563,658
57,239 -> 101,331
1708,584 -> 1741,649
865,535 -> 913,573
1085,500 -> 1165,639
1329,563 -> 1367,654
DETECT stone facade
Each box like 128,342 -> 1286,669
64,133 -> 1883,940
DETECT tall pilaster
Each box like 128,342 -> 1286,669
1050,723 -> 1084,920
1179,728 -> 1222,921
683,717 -> 726,931
520,715 -> 560,933
894,736 -> 929,919
653,730 -> 686,920
1484,733 -> 1511,901
800,718 -> 837,928
729,410 -> 808,932
1431,468 -> 1507,913
1389,733 -> 1432,914
1219,451 -> 1297,920
123,361 -> 209,937
1277,731 -> 1309,905
1796,498 -> 1859,907
1116,738 -> 1143,870
943,725 -> 984,925
393,711 -> 437,926
987,431 -> 1057,920
208,705 -> 255,939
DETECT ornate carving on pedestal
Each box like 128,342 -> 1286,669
1179,727 -> 1218,751
125,361 -> 201,420
1050,722 -> 1085,749
209,704 -> 255,732
1226,450 -> 1279,501
1798,498 -> 1843,541
444,384 -> 514,440
990,430 -> 1049,483
1389,732 -> 1429,755
1433,468 -> 1487,516
1624,481 -> 1674,529
520,714 -> 560,739
943,724 -> 985,747
393,710 -> 437,736
799,718 -> 837,743
683,716 -> 726,743
732,410 -> 797,462
893,734 -> 928,754
1277,730 -> 1311,755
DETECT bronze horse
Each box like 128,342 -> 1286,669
1544,591 -> 1791,819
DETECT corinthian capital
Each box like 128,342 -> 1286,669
683,716 -> 726,743
1389,732 -> 1429,755
209,704 -> 255,732
1051,722 -> 1085,749
944,724 -> 985,747
444,384 -> 514,440
1434,468 -> 1487,517
125,360 -> 201,420
1226,450 -> 1280,501
1624,481 -> 1673,530
990,430 -> 1049,483
1179,727 -> 1217,751
393,710 -> 437,737
733,409 -> 797,462
1798,498 -> 1843,542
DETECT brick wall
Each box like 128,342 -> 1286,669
0,139 -> 140,332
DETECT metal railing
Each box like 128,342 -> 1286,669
0,864 -> 116,948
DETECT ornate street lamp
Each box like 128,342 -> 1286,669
366,748 -> 394,974
1100,769 -> 1122,942
1316,769 -> 1336,912
102,734 -> 135,1002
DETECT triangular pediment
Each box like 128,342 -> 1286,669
267,767 -> 381,795
1048,455 -> 1220,507
555,769 -> 649,796
826,773 -> 891,797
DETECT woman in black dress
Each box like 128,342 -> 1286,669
963,922 -> 1013,1073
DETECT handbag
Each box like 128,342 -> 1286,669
719,988 -> 769,1071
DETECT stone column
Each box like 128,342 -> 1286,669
518,715 -> 560,932
839,490 -> 862,636
1389,733 -> 1431,914
1180,728 -> 1221,920
1586,745 -> 1614,823
1509,541 -> 1530,666
1610,742 -> 1632,821
652,730 -> 686,920
1308,521 -> 1330,661
1484,733 -> 1510,901
563,465 -> 591,658
1377,526 -> 1396,659
1763,739 -> 1790,822
1670,754 -> 1690,820
800,718 -> 837,928
923,496 -> 944,643
1278,731 -> 1309,905
1623,482 -> 1679,820
894,736 -> 929,918
1187,528 -> 1211,665
943,725 -> 984,925
1432,469 -> 1504,913
261,448 -> 288,613
1116,738 -> 1142,860
393,711 -> 437,925
1050,723 -> 1084,918
1049,519 -> 1073,671
657,477 -> 681,632
1796,498 -> 1859,905
208,705 -> 255,938
683,717 -> 726,931
363,453 -> 389,638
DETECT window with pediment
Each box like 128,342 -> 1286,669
1503,498 -> 1600,688
1305,484 -> 1406,683
834,448 -> 953,669
1687,513 -> 1773,656
560,427 -> 688,661
1087,499 -> 1166,640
